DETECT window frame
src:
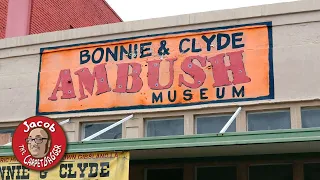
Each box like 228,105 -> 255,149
0,128 -> 15,134
144,116 -> 184,137
303,161 -> 320,179
144,167 -> 184,180
0,127 -> 16,143
246,109 -> 292,131
195,165 -> 237,180
248,163 -> 293,180
81,120 -> 122,140
300,106 -> 320,129
194,113 -> 235,134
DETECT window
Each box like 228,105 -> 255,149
145,118 -> 184,137
301,108 -> 320,128
247,110 -> 291,131
82,122 -> 122,140
196,166 -> 236,180
0,128 -> 15,144
304,163 -> 320,180
249,164 -> 293,180
0,129 -> 15,135
195,114 -> 235,134
145,168 -> 183,180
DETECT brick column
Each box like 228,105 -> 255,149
5,0 -> 32,38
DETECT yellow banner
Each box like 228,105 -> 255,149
0,151 -> 129,180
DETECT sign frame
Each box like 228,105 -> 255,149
36,21 -> 274,115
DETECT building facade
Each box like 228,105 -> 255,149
0,0 -> 122,39
1,0 -> 320,180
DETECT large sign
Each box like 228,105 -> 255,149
37,22 -> 274,115
0,151 -> 129,180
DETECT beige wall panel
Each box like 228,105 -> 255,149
126,127 -> 139,139
65,131 -> 76,142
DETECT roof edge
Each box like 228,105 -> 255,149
0,0 -> 318,49
102,0 -> 123,22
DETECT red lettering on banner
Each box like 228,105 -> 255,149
48,69 -> 76,101
178,56 -> 207,89
207,50 -> 251,87
113,63 -> 143,93
74,64 -> 111,101
48,52 -> 250,101
148,58 -> 177,90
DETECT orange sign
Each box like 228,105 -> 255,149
37,22 -> 274,115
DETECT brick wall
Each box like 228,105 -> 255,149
29,0 -> 122,34
0,0 -> 8,38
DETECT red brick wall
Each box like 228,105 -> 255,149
0,0 -> 8,38
29,0 -> 122,35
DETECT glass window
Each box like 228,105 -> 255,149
249,164 -> 293,180
0,129 -> 15,135
247,110 -> 291,131
304,163 -> 320,180
146,168 -> 183,180
83,122 -> 122,140
145,118 -> 184,137
197,166 -> 236,180
0,128 -> 15,144
196,114 -> 235,134
301,108 -> 320,128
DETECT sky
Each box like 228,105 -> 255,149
107,0 -> 298,21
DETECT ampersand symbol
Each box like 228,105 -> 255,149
158,40 -> 170,56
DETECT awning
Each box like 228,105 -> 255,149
1,128 -> 320,160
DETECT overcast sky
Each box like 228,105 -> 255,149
107,0 -> 298,21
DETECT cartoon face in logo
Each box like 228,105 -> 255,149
26,128 -> 51,158
12,116 -> 67,171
